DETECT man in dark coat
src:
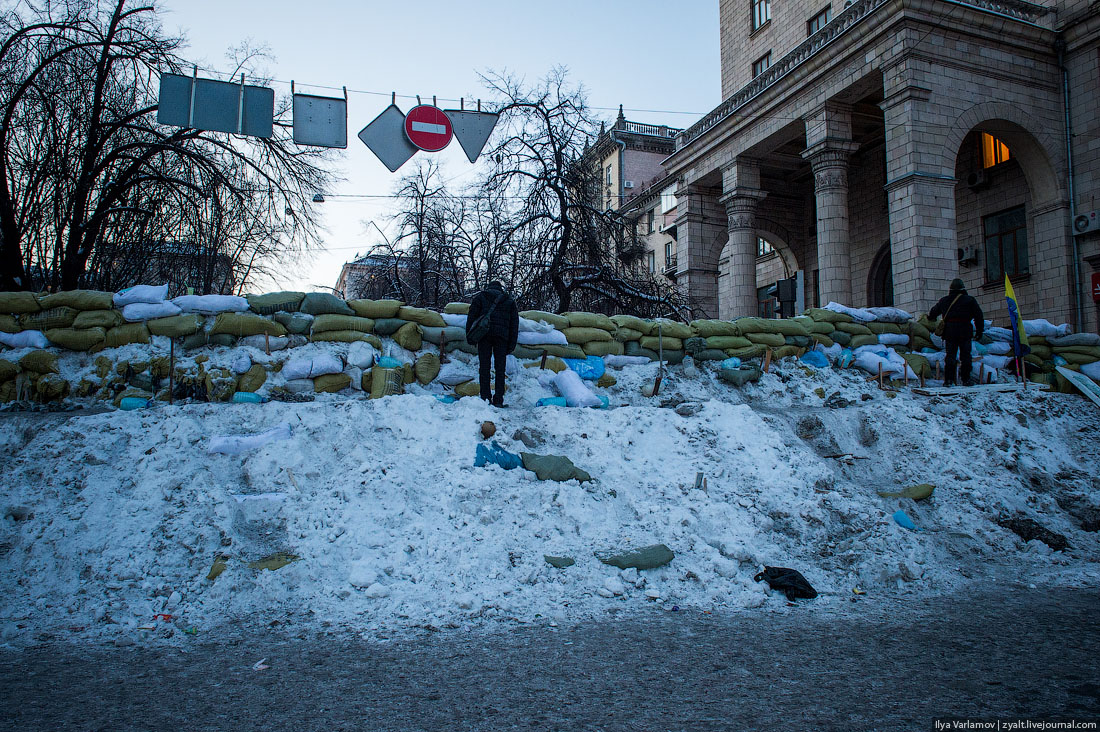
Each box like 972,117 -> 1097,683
929,278 -> 984,386
465,281 -> 520,406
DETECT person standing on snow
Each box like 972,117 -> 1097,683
465,281 -> 519,406
929,278 -> 984,386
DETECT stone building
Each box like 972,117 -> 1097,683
664,0 -> 1100,332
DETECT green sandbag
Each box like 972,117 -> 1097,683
735,317 -> 809,337
562,327 -> 612,344
397,306 -> 446,328
524,356 -> 567,373
46,327 -> 105,351
1058,351 -> 1099,365
237,364 -> 267,392
640,335 -> 682,351
520,310 -> 570,329
624,341 -> 659,360
794,317 -> 834,335
725,345 -> 766,360
745,332 -> 784,347
311,314 -> 374,333
785,335 -> 812,348
105,323 -> 150,348
414,353 -> 440,384
614,327 -> 644,342
314,372 -> 351,393
911,321 -> 932,341
209,312 -> 286,338
445,340 -> 480,356
514,346 -> 548,360
652,319 -> 693,340
867,322 -> 903,335
610,314 -> 653,334
369,366 -> 404,399
830,330 -> 851,346
0,359 -> 17,381
0,380 -> 17,402
38,290 -> 113,311
773,345 -> 802,359
878,483 -> 935,501
300,292 -> 353,316
597,544 -> 674,570
813,334 -> 835,348
311,331 -> 382,348
1053,345 -> 1100,359
694,349 -> 728,361
147,314 -> 202,337
453,380 -> 481,397
683,337 -> 706,355
20,306 -> 78,330
804,307 -> 851,323
520,452 -> 593,483
0,314 -> 20,332
207,334 -> 237,348
582,341 -> 624,357
20,350 -> 59,374
1029,345 -> 1052,360
349,299 -> 403,319
274,311 -> 313,335
691,319 -> 740,338
402,363 -> 416,385
597,373 -> 617,387
372,318 -> 408,336
72,309 -> 122,329
247,291 -> 304,315
421,326 -> 468,346
836,321 -> 873,336
848,334 -> 878,349
565,312 -> 615,331
394,321 -> 423,351
36,373 -> 69,401
443,302 -> 469,315
0,291 -> 40,314
912,337 -> 934,351
540,343 -> 586,359
719,365 -> 762,386
901,353 -> 931,378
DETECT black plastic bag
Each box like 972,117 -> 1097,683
754,566 -> 818,601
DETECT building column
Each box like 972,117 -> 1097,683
719,189 -> 766,319
803,145 -> 859,308
673,184 -> 726,319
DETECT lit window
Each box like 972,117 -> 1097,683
807,6 -> 831,35
757,237 -> 774,257
752,0 -> 771,31
752,52 -> 772,78
981,132 -> 1010,169
984,206 -> 1028,282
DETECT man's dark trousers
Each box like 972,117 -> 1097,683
944,337 -> 972,385
477,337 -> 509,402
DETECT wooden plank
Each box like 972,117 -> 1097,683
913,382 -> 1049,397
1056,366 -> 1100,409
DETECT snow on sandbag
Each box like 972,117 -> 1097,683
208,423 -> 291,455
864,306 -> 912,323
282,353 -> 343,380
441,313 -> 467,328
172,294 -> 249,315
824,302 -> 875,322
1081,361 -> 1100,383
347,341 -> 378,369
518,329 -> 568,346
282,378 -> 314,394
436,360 -> 476,386
878,333 -> 909,346
238,334 -> 290,351
345,366 -> 364,391
552,367 -> 602,407
122,301 -> 181,322
985,341 -> 1013,355
604,355 -> 651,369
0,329 -> 49,349
506,354 -> 522,376
113,284 -> 168,307
518,316 -> 555,333
1024,319 -> 1070,338
985,326 -> 1013,343
563,355 -> 605,380
231,352 -> 252,375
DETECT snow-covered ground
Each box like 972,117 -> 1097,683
2,351 -> 1099,646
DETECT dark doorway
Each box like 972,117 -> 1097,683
868,242 -> 893,307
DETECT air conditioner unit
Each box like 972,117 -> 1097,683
965,170 -> 989,190
623,181 -> 635,189
1073,210 -> 1100,236
958,245 -> 979,266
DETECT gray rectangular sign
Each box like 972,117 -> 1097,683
156,73 -> 274,139
293,93 -> 347,148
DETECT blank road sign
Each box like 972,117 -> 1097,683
444,110 -> 499,163
359,104 -> 418,172
293,93 -> 347,148
404,105 -> 453,152
156,73 -> 274,138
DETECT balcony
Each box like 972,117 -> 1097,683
663,255 -> 678,275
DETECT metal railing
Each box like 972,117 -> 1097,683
618,120 -> 682,138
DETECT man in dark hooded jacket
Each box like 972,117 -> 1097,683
465,281 -> 519,406
929,278 -> 984,386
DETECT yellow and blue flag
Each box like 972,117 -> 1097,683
1005,275 -> 1030,358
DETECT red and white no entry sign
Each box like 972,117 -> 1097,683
404,105 -> 453,152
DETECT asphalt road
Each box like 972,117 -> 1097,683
2,584 -> 1098,732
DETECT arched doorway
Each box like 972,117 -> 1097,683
868,242 -> 892,307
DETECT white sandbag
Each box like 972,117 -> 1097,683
820,343 -> 842,361
1049,333 -> 1100,348
441,313 -> 467,328
347,341 -> 378,369
0,330 -> 50,349
114,284 -> 168,306
1081,361 -> 1100,383
878,333 -> 909,346
518,329 -> 569,346
238,334 -> 289,351
506,354 -> 521,375
980,354 -> 1012,369
824,301 -> 875,322
208,423 -> 291,455
172,294 -> 249,315
518,316 -> 555,333
985,341 -> 1013,355
864,306 -> 912,323
282,353 -> 343,380
604,355 -> 652,368
122,301 -> 181,322
345,366 -> 364,391
552,368 -> 602,408
231,352 -> 252,375
1023,319 -> 1070,338
985,326 -> 1013,343
282,378 -> 314,394
436,361 -> 477,386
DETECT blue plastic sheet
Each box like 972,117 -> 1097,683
474,441 -> 523,471
536,396 -> 568,407
838,348 -> 855,369
893,510 -> 917,531
800,350 -> 829,368
377,356 -> 403,369
231,392 -> 265,403
719,357 -> 742,371
562,355 -> 605,381
119,397 -> 149,411
434,395 -> 456,404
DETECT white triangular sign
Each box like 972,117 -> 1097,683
358,104 -> 418,172
444,110 -> 499,163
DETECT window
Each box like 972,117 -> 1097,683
807,6 -> 831,35
757,237 -> 774,257
984,206 -> 1028,282
752,0 -> 771,31
758,284 -> 776,318
647,251 -> 656,273
646,210 -> 655,234
665,241 -> 674,262
752,52 -> 772,78
606,165 -> 613,186
980,132 -> 1011,169
660,187 -> 677,213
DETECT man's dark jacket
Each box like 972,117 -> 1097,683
466,283 -> 519,351
929,289 -> 984,341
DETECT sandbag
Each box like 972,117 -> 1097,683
20,350 -> 59,374
20,306 -> 78,331
46,327 -> 105,351
651,319 -> 693,340
520,452 -> 592,482
397,306 -> 446,328
36,373 -> 69,401
247,291 -> 304,315
1058,351 -> 1099,366
518,329 -> 569,346
725,345 -> 767,360
147,314 -> 203,337
72,309 -> 122,329
735,317 -> 808,337
878,333 -> 909,346
122,301 -> 181,322
394,321 -> 423,351
237,364 -> 267,392
173,294 -> 248,314
563,355 -> 605,380
421,326 -> 469,346
610,314 -> 653,334
784,335 -> 812,348
0,291 -> 40,314
813,334 -> 835,348
443,302 -> 469,315
640,335 -> 682,352
283,354 -> 343,380
866,322 -> 903,335
372,318 -> 407,336
369,366 -> 404,399
520,310 -> 570,329
349,299 -> 402,319
274,311 -> 313,335
624,341 -> 659,360
694,349 -> 729,361
804,307 -> 850,323
719,365 -> 762,386
0,359 -> 17,382
300,292 -> 353,316
0,314 -> 18,333
1050,333 -> 1100,348
113,284 -> 168,306
830,330 -> 851,346
794,317 -> 834,335
773,345 -> 801,359
414,353 -> 441,384
565,312 -> 615,331
562,327 -> 612,344
314,373 -> 351,393
443,313 -> 468,328
900,353 -> 931,378
848,334 -> 879,349
744,332 -> 784,347
311,331 -> 382,348
105,323 -> 150,348
582,341 -> 624,357
552,368 -> 602,407
613,327 -> 644,342
39,290 -> 114,311
312,314 -> 374,334
835,321 -> 873,336
538,343 -> 586,359
691,319 -> 740,338
210,312 -> 286,338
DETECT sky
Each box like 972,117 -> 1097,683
155,0 -> 721,292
